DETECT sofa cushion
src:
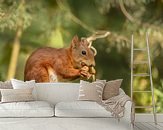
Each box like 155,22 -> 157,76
1,88 -> 34,103
103,79 -> 123,100
0,80 -> 12,89
0,101 -> 54,117
78,80 -> 106,102
55,101 -> 112,117
0,80 -> 13,101
11,79 -> 38,100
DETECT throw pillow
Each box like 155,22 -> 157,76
11,79 -> 35,89
1,88 -> 34,103
11,79 -> 37,100
0,80 -> 13,101
103,79 -> 123,100
78,80 -> 106,102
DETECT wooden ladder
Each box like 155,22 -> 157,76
130,32 -> 157,124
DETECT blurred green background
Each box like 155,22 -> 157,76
0,0 -> 162,113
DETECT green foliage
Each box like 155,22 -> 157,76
0,0 -> 32,31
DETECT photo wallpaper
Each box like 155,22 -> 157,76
0,0 -> 162,113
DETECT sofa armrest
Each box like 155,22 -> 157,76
122,101 -> 133,123
118,100 -> 134,129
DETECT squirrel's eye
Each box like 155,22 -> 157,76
82,50 -> 86,55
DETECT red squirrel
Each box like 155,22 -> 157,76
24,35 -> 96,82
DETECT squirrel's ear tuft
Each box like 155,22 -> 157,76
71,35 -> 79,48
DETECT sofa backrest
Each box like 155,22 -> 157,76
35,83 -> 79,105
35,82 -> 125,105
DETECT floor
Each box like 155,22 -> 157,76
0,118 -> 162,130
134,122 -> 163,130
134,114 -> 163,130
0,117 -> 132,130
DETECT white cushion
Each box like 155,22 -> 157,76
11,79 -> 37,100
1,88 -> 34,103
0,101 -> 54,117
55,101 -> 112,117
35,83 -> 80,105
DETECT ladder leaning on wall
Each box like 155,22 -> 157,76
130,32 -> 157,124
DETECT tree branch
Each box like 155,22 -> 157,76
56,0 -> 95,33
119,0 -> 135,23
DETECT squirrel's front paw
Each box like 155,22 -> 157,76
80,70 -> 92,79
81,66 -> 89,72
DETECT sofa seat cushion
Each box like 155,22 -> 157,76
0,101 -> 54,117
55,101 -> 112,117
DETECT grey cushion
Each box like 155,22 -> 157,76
0,80 -> 13,101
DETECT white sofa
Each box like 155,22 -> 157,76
0,83 -> 133,130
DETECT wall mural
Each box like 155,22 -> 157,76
0,0 -> 162,114
24,31 -> 110,83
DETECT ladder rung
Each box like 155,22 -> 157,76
133,61 -> 148,64
133,73 -> 150,77
133,90 -> 152,93
133,48 -> 147,51
135,106 -> 153,108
